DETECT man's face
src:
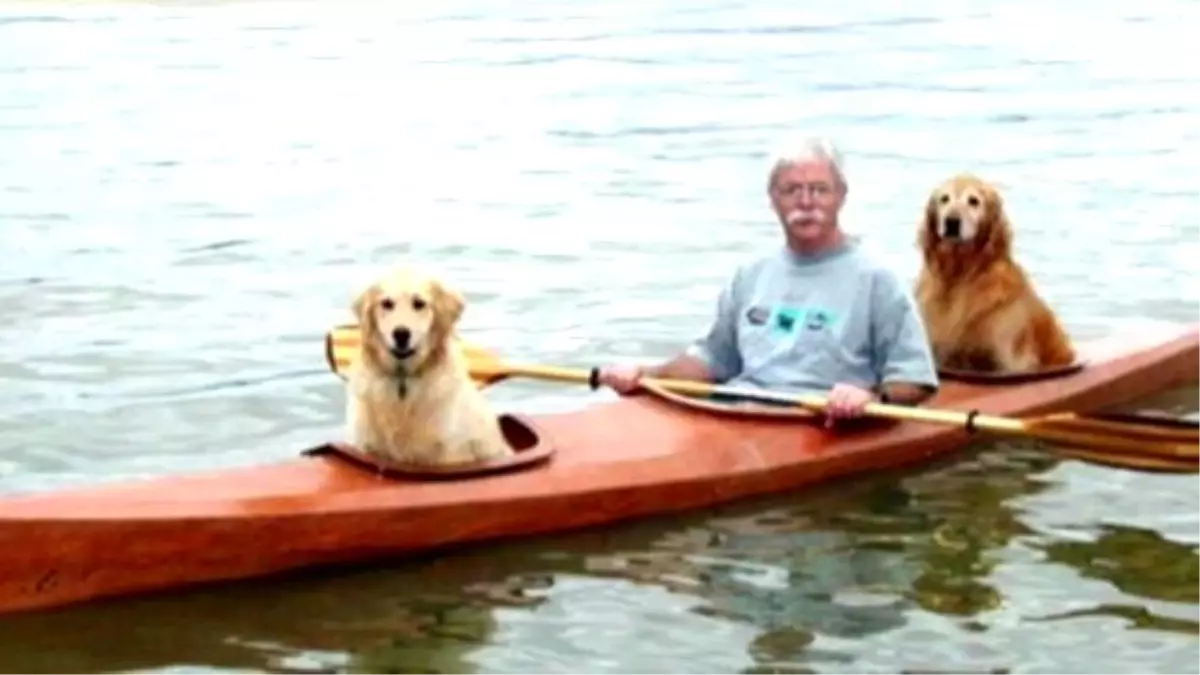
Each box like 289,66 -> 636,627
768,160 -> 846,250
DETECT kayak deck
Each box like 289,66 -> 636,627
0,323 -> 1195,616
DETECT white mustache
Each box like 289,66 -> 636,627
786,209 -> 824,225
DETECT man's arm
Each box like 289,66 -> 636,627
648,271 -> 744,383
871,270 -> 940,406
641,353 -> 715,381
878,381 -> 934,406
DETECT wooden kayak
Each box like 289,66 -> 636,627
0,323 -> 1196,617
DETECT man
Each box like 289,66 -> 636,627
596,137 -> 939,425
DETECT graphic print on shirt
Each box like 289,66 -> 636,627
768,304 -> 841,339
745,305 -> 770,326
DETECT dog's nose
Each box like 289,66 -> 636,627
391,327 -> 411,349
943,216 -> 962,238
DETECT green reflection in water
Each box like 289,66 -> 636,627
1037,524 -> 1199,606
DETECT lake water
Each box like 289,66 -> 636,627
0,0 -> 1197,672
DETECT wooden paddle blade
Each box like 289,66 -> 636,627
323,325 -> 509,388
1049,445 -> 1198,474
1022,413 -> 1200,444
1023,424 -> 1196,461
1028,412 -> 1199,445
324,324 -> 358,380
462,343 -> 513,387
1084,410 -> 1200,430
838,396 -> 1196,462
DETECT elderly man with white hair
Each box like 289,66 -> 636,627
596,137 -> 939,424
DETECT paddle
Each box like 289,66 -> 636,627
324,326 -> 1198,472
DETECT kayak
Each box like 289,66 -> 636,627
0,322 -> 1195,617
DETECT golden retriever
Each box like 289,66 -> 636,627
914,173 -> 1077,373
344,266 -> 512,467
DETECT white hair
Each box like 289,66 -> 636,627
766,137 -> 847,193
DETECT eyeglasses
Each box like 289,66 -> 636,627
773,182 -> 836,199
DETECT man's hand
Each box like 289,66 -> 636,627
823,383 -> 875,428
595,364 -> 645,395
596,355 -> 715,396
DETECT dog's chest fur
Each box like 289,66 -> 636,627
347,374 -> 438,460
344,363 -> 503,466
915,264 -> 1038,371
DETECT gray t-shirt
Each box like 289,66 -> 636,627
685,240 -> 939,397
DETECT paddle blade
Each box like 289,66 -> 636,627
1051,445 -> 1198,474
324,324 -> 358,380
323,324 -> 510,388
462,344 -> 512,387
1030,411 -> 1199,447
1019,414 -> 1198,462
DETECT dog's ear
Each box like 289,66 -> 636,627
979,186 -> 1012,260
918,190 -> 938,254
431,280 -> 465,332
353,283 -> 381,329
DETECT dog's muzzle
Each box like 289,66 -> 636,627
941,215 -> 963,240
389,327 -> 416,360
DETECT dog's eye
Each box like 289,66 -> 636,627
939,194 -> 950,204
380,297 -> 395,311
411,296 -> 427,311
967,196 -> 980,207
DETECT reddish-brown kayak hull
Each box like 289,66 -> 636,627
0,325 -> 1196,616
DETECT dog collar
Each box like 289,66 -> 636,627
390,351 -> 438,400
393,366 -> 410,400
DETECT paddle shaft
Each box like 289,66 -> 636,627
322,325 -> 1194,465
504,362 -> 1083,428
501,363 -> 1197,461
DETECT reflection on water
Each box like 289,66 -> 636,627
1,426 -> 1195,674
1038,525 -> 1199,607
